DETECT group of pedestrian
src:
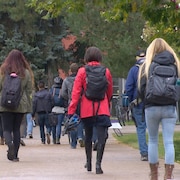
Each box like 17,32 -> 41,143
0,37 -> 179,180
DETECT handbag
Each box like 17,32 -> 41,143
48,113 -> 58,126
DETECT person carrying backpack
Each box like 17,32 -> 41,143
138,38 -> 180,180
68,46 -> 113,174
32,81 -> 54,144
50,77 -> 65,144
61,63 -> 85,149
0,49 -> 34,162
125,50 -> 148,161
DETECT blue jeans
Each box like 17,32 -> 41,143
77,121 -> 84,140
133,107 -> 148,156
56,113 -> 65,139
38,113 -> 51,143
70,129 -> 77,148
50,126 -> 56,141
26,113 -> 33,136
145,105 -> 177,164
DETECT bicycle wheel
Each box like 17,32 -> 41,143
115,103 -> 125,126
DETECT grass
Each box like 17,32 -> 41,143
114,124 -> 180,164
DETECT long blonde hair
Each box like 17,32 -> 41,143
138,38 -> 180,89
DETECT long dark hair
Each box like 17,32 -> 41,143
0,49 -> 34,85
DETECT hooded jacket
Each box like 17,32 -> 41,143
32,88 -> 54,116
139,50 -> 177,108
61,74 -> 76,105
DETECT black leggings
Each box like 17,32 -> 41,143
0,116 -> 3,138
2,112 -> 24,158
84,125 -> 108,145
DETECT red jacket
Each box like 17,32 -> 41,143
68,61 -> 113,119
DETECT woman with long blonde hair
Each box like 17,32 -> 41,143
138,38 -> 180,180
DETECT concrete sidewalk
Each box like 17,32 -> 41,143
0,124 -> 180,180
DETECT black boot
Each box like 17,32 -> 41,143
84,142 -> 92,171
96,143 -> 105,174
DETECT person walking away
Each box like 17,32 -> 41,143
32,80 -> 54,144
61,63 -> 85,149
125,50 -> 148,161
68,47 -> 113,174
50,77 -> 65,144
26,94 -> 34,139
0,49 -> 34,161
138,38 -> 180,180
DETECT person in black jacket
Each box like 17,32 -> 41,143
32,81 -> 54,144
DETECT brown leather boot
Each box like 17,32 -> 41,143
149,163 -> 159,180
164,164 -> 174,180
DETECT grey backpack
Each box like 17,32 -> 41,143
145,62 -> 180,104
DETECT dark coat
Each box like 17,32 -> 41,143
32,88 -> 54,116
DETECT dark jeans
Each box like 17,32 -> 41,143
1,112 -> 24,158
37,113 -> 50,143
0,116 -> 3,138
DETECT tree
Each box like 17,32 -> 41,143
68,9 -> 146,77
0,0 -> 73,86
27,0 -> 180,51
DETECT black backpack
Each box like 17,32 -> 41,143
1,74 -> 22,109
145,62 -> 180,105
85,65 -> 108,101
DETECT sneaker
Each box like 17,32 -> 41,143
20,139 -> 26,146
78,139 -> 85,147
53,139 -> 56,144
71,146 -> 76,149
56,138 -> 60,144
46,133 -> 50,144
29,134 -> 33,139
141,154 -> 148,161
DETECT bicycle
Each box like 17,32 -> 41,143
114,96 -> 129,126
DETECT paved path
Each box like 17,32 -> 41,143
0,124 -> 180,180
